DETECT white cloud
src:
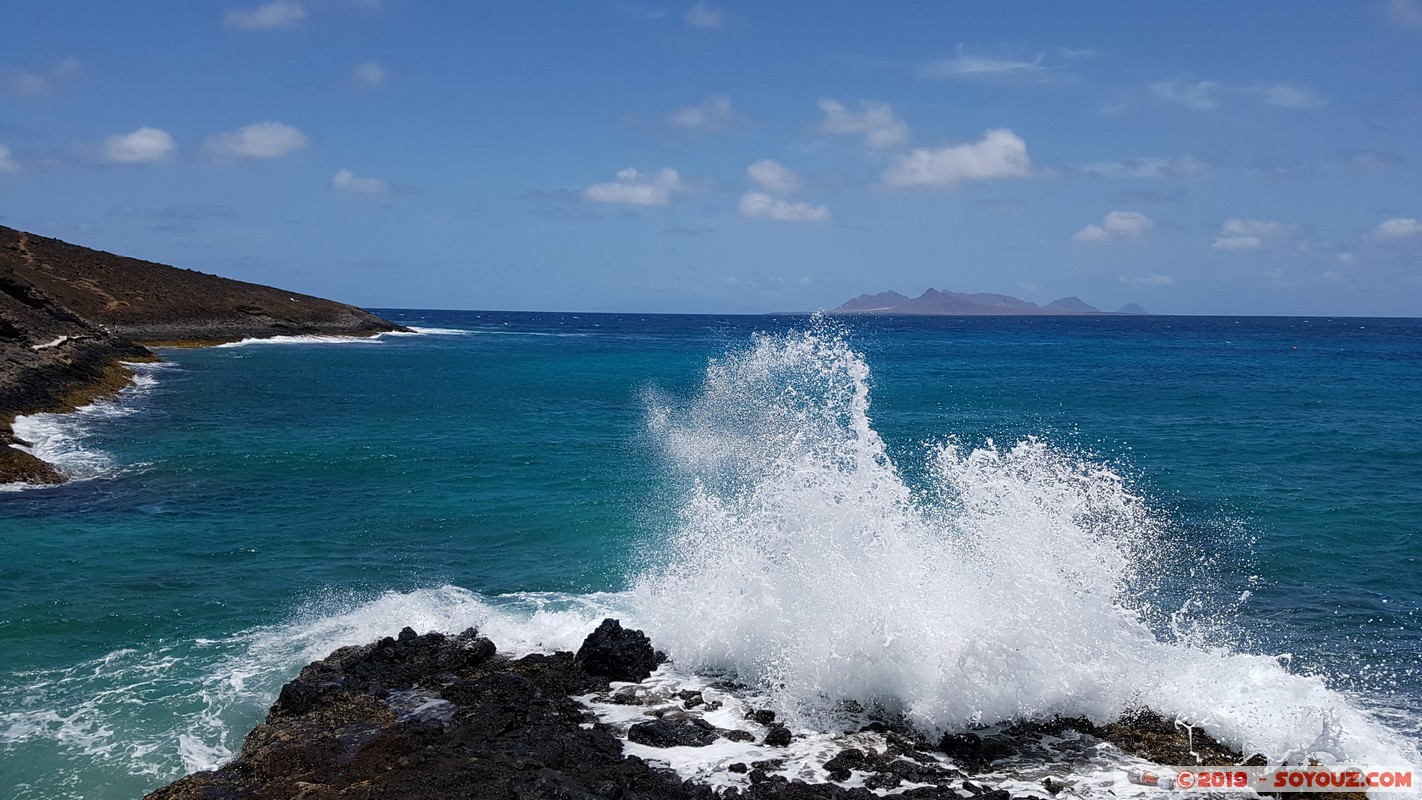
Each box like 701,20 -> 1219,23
1152,79 -> 1326,111
1319,270 -> 1345,283
667,95 -> 741,132
1120,273 -> 1175,288
0,143 -> 18,173
100,127 -> 176,164
225,2 -> 305,29
919,43 -> 1045,79
583,167 -> 687,206
881,128 -> 1030,189
817,98 -> 910,149
746,159 -> 799,194
1151,81 -> 1217,109
331,168 -> 389,194
1336,252 -> 1356,264
1074,210 -> 1154,242
684,2 -> 724,29
1372,217 -> 1422,240
204,122 -> 309,160
1221,218 -> 1300,238
2,57 -> 81,97
1213,235 -> 1261,251
352,60 -> 388,90
1389,0 -> 1422,26
738,192 -> 830,222
1252,84 -> 1326,109
1081,153 -> 1215,180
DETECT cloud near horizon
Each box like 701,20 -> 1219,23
2,57 -> 81,98
738,192 -> 830,222
817,98 -> 910,149
1371,217 -> 1422,240
583,167 -> 688,206
746,159 -> 799,194
100,127 -> 176,164
666,95 -> 742,132
1213,218 -> 1300,251
332,168 -> 389,194
204,122 -> 309,161
224,2 -> 305,30
1075,210 -> 1154,242
881,129 -> 1031,189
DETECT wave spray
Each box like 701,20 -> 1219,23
631,324 -> 1417,769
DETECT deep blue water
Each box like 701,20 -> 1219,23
1,311 -> 1418,798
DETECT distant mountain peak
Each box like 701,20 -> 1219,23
832,288 -> 1126,316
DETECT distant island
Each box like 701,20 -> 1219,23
0,225 -> 404,485
832,288 -> 1147,316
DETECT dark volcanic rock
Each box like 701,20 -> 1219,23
146,628 -> 706,800
763,725 -> 793,747
574,618 -> 660,683
627,718 -> 720,748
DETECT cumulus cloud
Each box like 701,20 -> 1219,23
1388,0 -> 1422,26
817,98 -> 910,149
684,2 -> 725,29
225,1 -> 305,29
582,167 -> 687,206
2,56 -> 81,97
351,60 -> 388,90
881,128 -> 1030,189
1074,210 -> 1154,242
918,43 -> 1046,79
1372,217 -> 1422,240
0,143 -> 18,173
667,95 -> 742,132
1120,273 -> 1175,288
1213,235 -> 1261,251
738,192 -> 830,222
1222,218 -> 1300,238
204,122 -> 309,161
331,168 -> 389,194
99,127 -> 176,164
746,159 -> 799,194
1213,218 -> 1300,250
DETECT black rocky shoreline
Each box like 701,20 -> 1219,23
146,620 -> 1357,800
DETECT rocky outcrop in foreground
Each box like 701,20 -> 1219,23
148,621 -> 1352,800
0,225 -> 404,483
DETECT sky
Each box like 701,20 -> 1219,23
1,2 -> 1420,316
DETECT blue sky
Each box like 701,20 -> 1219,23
2,2 -> 1420,315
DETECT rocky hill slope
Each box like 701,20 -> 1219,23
0,225 -> 403,484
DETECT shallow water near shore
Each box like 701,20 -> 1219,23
1,311 -> 1419,798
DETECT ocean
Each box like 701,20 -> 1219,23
1,311 -> 1419,798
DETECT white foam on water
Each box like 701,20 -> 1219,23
210,327 -> 469,348
0,585 -> 624,796
625,323 -> 1421,775
2,361 -> 171,491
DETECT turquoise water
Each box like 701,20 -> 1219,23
1,312 -> 1419,798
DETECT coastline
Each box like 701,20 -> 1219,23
0,224 -> 406,486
